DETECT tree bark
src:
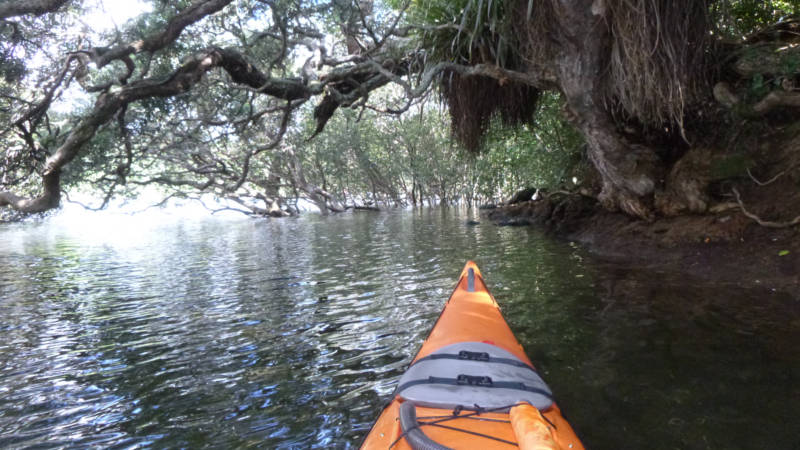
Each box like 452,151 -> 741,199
0,0 -> 69,19
90,0 -> 235,69
263,173 -> 290,217
549,0 -> 660,219
654,147 -> 712,216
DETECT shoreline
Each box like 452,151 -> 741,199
483,197 -> 800,299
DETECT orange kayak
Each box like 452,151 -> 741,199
361,261 -> 584,450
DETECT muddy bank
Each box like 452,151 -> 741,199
484,196 -> 800,298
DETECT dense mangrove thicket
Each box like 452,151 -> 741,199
259,92 -> 584,215
1,1 -> 799,222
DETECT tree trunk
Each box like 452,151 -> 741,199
308,192 -> 330,216
551,0 -> 661,219
263,173 -> 290,217
283,147 -> 345,215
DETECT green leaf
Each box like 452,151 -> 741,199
778,250 -> 790,256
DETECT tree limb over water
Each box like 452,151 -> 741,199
0,0 -> 70,20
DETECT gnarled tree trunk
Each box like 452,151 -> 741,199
547,0 -> 662,219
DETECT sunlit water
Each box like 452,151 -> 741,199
0,208 -> 798,449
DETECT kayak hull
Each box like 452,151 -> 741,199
361,261 -> 584,449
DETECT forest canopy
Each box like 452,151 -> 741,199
1,0 -> 799,220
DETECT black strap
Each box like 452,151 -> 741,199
426,423 -> 517,446
390,402 -> 526,449
397,376 -> 553,400
411,352 -> 538,371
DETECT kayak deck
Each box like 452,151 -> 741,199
360,261 -> 583,449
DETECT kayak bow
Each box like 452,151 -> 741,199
361,261 -> 584,450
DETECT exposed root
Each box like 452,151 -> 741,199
746,163 -> 800,186
544,189 -> 596,199
714,82 -> 800,116
713,82 -> 740,108
732,187 -> 800,228
709,202 -> 741,213
753,90 -> 800,115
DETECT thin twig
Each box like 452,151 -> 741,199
746,163 -> 800,186
731,187 -> 800,228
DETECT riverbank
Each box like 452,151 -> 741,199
484,196 -> 800,298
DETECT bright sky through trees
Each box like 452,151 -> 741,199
85,0 -> 151,30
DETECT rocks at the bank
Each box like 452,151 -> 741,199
496,218 -> 530,226
487,196 -> 596,232
481,195 -> 800,297
506,187 -> 538,205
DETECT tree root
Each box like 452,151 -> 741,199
746,163 -> 800,186
753,90 -> 800,115
714,82 -> 800,116
544,189 -> 596,199
731,187 -> 800,228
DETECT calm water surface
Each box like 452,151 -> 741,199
0,208 -> 798,449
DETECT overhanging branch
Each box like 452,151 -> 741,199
0,47 -> 314,214
91,0 -> 235,70
0,0 -> 70,20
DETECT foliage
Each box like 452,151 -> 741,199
401,0 -> 539,151
400,0 -> 519,67
281,91 -> 585,208
710,154 -> 754,180
712,0 -> 799,38
471,93 -> 586,199
734,38 -> 800,104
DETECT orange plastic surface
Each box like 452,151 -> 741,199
510,403 -> 558,450
360,261 -> 584,450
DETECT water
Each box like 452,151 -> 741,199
0,208 -> 798,449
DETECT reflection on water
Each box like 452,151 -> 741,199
0,209 -> 798,449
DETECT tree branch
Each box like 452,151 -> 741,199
227,100 -> 297,192
90,0 -> 235,69
0,0 -> 69,20
0,47 -> 314,213
14,54 -> 77,129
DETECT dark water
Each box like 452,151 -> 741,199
0,208 -> 798,449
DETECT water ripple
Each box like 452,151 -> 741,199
0,211 -> 798,448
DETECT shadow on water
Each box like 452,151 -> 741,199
0,208 -> 798,449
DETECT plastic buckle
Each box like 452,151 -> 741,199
458,350 -> 490,361
456,374 -> 493,386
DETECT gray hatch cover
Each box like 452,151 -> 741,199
396,341 -> 553,411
